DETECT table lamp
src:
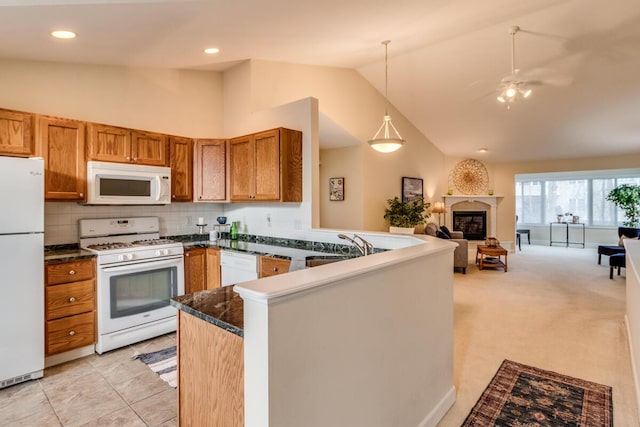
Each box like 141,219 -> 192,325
431,202 -> 446,227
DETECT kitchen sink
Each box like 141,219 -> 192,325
305,255 -> 357,268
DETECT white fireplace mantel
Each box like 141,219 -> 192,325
443,195 -> 503,238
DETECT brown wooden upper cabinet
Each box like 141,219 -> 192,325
169,136 -> 193,202
37,116 -> 86,201
0,108 -> 35,157
194,139 -> 228,202
229,128 -> 302,202
86,123 -> 168,166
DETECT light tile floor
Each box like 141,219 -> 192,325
0,333 -> 176,426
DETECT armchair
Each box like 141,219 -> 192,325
424,223 -> 469,274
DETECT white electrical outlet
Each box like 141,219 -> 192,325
266,213 -> 272,227
186,216 -> 193,225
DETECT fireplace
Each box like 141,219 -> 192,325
453,211 -> 487,240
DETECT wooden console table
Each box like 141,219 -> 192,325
549,222 -> 585,248
476,245 -> 508,272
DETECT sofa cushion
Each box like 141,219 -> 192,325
440,225 -> 452,238
424,222 -> 439,237
619,234 -> 639,246
436,230 -> 450,239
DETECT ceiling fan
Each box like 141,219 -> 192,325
497,25 -> 538,107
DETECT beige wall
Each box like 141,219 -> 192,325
319,146 -> 364,230
0,59 -> 224,137
245,60 -> 447,232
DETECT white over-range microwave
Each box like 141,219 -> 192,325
86,161 -> 171,205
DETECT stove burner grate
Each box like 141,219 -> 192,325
132,239 -> 178,246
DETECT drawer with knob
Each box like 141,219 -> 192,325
46,311 -> 95,355
259,256 -> 291,278
46,259 -> 94,285
45,258 -> 96,356
46,279 -> 95,320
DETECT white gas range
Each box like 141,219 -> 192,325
79,217 -> 184,354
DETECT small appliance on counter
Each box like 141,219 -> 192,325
0,156 -> 44,389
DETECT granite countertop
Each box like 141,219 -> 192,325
44,244 -> 96,262
171,286 -> 244,337
174,234 -> 362,271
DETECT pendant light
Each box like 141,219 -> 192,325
368,40 -> 405,153
496,26 -> 532,108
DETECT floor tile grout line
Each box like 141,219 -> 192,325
36,376 -> 63,427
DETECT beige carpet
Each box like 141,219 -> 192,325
437,244 -> 639,426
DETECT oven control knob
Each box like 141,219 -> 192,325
162,249 -> 169,255
127,253 -> 134,260
155,250 -> 161,256
118,254 -> 124,261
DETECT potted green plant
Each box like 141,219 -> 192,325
607,184 -> 640,227
384,196 -> 430,234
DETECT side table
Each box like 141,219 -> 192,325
476,245 -> 508,272
549,222 -> 585,248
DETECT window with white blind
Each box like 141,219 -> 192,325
515,169 -> 640,226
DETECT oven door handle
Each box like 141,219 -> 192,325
99,255 -> 183,272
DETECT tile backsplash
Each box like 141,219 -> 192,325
45,202 -> 225,245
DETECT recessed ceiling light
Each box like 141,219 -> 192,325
478,148 -> 488,153
204,47 -> 220,54
51,30 -> 77,39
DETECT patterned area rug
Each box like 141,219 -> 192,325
463,360 -> 613,426
135,346 -> 177,388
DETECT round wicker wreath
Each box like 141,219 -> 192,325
451,159 -> 489,195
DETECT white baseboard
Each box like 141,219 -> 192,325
625,314 -> 640,424
417,386 -> 456,427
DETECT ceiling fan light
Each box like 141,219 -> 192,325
497,96 -> 506,103
506,87 -> 517,98
522,88 -> 532,98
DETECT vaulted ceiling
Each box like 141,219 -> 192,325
1,0 -> 638,162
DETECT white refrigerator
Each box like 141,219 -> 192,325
0,156 -> 44,389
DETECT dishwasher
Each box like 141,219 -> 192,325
220,251 -> 258,286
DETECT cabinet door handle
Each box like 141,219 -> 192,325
186,253 -> 190,257
68,330 -> 76,336
126,156 -> 132,161
133,157 -> 138,161
79,193 -> 84,197
68,297 -> 76,302
273,267 -> 278,272
68,270 -> 76,275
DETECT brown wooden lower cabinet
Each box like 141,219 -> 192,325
45,259 -> 96,356
178,311 -> 243,426
185,247 -> 221,294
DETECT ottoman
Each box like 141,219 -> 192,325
609,253 -> 626,279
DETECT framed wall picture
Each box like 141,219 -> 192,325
329,177 -> 344,201
402,177 -> 423,202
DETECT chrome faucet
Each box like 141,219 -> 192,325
338,233 -> 374,256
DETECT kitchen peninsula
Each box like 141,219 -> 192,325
171,232 -> 457,427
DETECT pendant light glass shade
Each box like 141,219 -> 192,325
368,40 -> 405,153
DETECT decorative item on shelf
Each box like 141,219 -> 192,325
572,215 -> 580,224
556,214 -> 564,223
485,237 -> 500,248
488,189 -> 494,195
451,159 -> 489,195
329,177 -> 344,201
216,216 -> 227,224
431,202 -> 446,227
447,189 -> 453,195
384,195 -> 430,234
367,40 -> 405,153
